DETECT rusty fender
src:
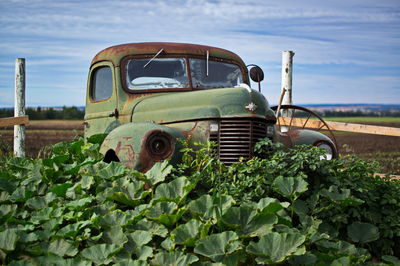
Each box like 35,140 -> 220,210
100,122 -> 184,172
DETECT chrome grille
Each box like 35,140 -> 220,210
210,118 -> 270,164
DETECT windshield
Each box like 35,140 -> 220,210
190,59 -> 243,88
126,58 -> 189,90
125,57 -> 244,90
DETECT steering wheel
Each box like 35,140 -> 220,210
271,104 -> 338,149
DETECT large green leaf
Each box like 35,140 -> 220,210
30,207 -> 55,223
0,191 -> 10,203
188,194 -> 213,215
320,186 -> 364,207
97,162 -> 129,180
0,173 -> 17,193
47,239 -> 78,257
256,197 -> 290,213
50,182 -> 73,197
105,180 -> 150,207
316,240 -> 359,255
131,219 -> 168,237
26,196 -> 47,210
87,133 -> 107,145
65,196 -> 94,211
145,161 -> 173,185
102,227 -> 128,246
246,232 -> 306,263
128,230 -> 152,246
222,206 -> 277,237
133,246 -> 153,261
222,206 -> 256,229
382,255 -> 400,266
0,204 -> 17,218
124,231 -> 153,261
154,177 -> 194,203
194,231 -> 242,263
80,176 -> 95,190
330,256 -> 351,266
151,251 -> 198,266
7,157 -> 32,170
288,253 -> 318,265
347,222 -> 379,243
80,244 -> 122,265
171,219 -> 202,246
114,260 -> 149,266
56,222 -> 87,238
16,231 -> 39,244
99,210 -> 129,227
0,229 -> 18,251
21,164 -> 42,186
10,186 -> 34,203
188,194 -> 235,221
119,230 -> 153,260
146,202 -> 186,227
273,176 -> 308,199
12,254 -> 92,266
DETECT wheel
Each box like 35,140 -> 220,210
271,104 -> 338,156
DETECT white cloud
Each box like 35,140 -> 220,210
0,0 -> 399,106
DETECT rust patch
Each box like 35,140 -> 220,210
122,144 -> 135,161
91,42 -> 245,66
287,130 -> 300,138
115,141 -> 122,154
120,144 -> 135,169
181,121 -> 198,138
276,131 -> 293,148
122,137 -> 132,141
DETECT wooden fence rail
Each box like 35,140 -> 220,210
278,117 -> 400,137
0,116 -> 29,128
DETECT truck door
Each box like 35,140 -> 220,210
84,61 -> 120,137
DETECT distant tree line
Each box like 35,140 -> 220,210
1,107 -> 399,120
0,106 -> 84,120
319,110 -> 400,117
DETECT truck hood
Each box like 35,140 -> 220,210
124,87 -> 276,124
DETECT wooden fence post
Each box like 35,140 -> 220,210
14,58 -> 26,157
281,51 -> 294,107
280,51 -> 295,132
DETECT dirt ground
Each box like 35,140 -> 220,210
1,120 -> 399,172
0,120 -> 84,157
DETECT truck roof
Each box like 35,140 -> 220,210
91,42 -> 246,66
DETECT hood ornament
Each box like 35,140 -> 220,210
245,102 -> 258,112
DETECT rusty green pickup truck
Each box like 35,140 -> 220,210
84,42 -> 337,171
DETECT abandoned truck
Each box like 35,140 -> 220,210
84,42 -> 337,172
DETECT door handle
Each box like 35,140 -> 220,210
109,108 -> 119,118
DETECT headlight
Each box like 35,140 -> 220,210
146,130 -> 174,160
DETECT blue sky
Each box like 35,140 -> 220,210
0,0 -> 399,107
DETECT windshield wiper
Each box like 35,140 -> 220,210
143,48 -> 164,68
206,50 -> 209,76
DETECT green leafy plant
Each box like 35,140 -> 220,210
0,136 -> 399,265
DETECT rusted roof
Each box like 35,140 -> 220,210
91,42 -> 245,66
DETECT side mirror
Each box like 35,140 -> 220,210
248,65 -> 264,92
249,66 -> 264,83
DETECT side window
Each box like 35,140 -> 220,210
91,66 -> 113,101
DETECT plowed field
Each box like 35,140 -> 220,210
1,119 -> 399,173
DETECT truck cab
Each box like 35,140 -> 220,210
84,42 -> 336,171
